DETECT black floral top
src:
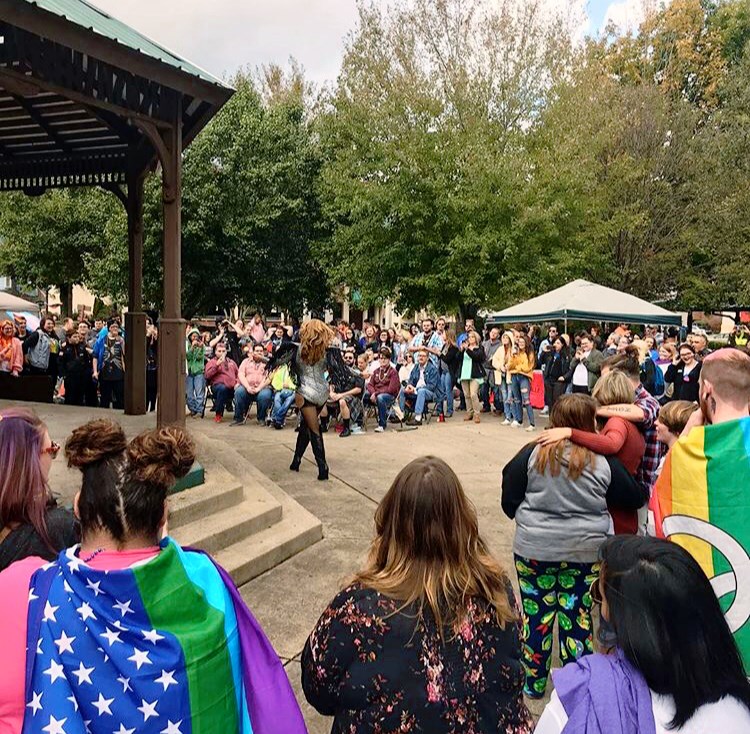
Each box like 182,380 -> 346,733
301,582 -> 533,734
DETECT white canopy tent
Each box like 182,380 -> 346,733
486,279 -> 681,328
1,291 -> 41,330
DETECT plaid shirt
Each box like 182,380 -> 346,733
634,384 -> 662,491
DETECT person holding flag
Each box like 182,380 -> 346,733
652,348 -> 750,672
0,419 -> 305,734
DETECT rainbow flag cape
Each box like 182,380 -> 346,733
22,538 -> 307,734
653,416 -> 750,671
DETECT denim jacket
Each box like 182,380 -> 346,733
408,362 -> 439,393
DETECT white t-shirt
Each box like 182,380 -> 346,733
572,351 -> 591,387
535,690 -> 750,734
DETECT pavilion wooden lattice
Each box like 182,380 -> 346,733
0,0 -> 233,426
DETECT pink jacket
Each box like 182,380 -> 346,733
0,338 -> 23,375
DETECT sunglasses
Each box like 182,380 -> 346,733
42,441 -> 61,459
589,577 -> 603,606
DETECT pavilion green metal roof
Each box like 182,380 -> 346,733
22,0 -> 230,89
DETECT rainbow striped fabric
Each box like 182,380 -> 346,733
22,538 -> 306,734
653,416 -> 750,671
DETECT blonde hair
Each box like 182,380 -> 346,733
659,343 -> 677,360
299,319 -> 334,365
354,456 -> 514,635
658,400 -> 698,437
592,370 -> 635,407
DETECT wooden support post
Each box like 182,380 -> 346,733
124,165 -> 146,415
156,101 -> 186,428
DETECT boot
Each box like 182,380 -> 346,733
290,423 -> 310,472
309,432 -> 329,481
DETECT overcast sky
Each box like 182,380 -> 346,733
88,0 -> 661,86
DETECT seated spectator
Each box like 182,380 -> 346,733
59,329 -> 93,406
398,352 -> 415,383
232,343 -> 273,426
0,409 -> 76,571
186,328 -> 206,418
0,319 -> 23,377
502,394 -> 644,698
270,364 -> 297,429
0,419 -> 306,733
302,456 -> 532,733
332,352 -> 365,437
204,342 -> 238,423
535,536 -> 750,733
359,324 -> 379,353
399,349 -> 439,426
268,324 -> 288,353
365,346 -> 400,432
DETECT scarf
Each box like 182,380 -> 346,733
553,650 -> 656,734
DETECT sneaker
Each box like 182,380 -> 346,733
214,414 -> 223,424
339,428 -> 351,438
273,422 -> 284,430
540,406 -> 549,416
351,426 -> 364,435
437,414 -> 445,423
374,425 -> 385,433
510,420 -> 520,428
501,419 -> 511,426
525,425 -> 536,432
405,417 -> 420,427
229,418 -> 246,427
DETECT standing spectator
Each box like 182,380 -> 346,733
691,332 -> 712,359
565,334 -> 603,395
249,312 -> 266,344
493,331 -> 515,424
0,319 -> 23,377
535,536 -> 750,733
508,334 -> 537,431
0,408 -> 76,571
537,325 -> 559,361
13,315 -> 29,343
76,321 -> 98,407
186,328 -> 206,418
656,342 -> 677,402
665,343 -> 702,402
460,330 -> 486,424
635,339 -> 659,397
644,335 -> 659,361
540,336 -> 571,413
728,323 -> 749,349
23,316 -> 56,376
232,343 -> 273,426
481,327 -> 502,413
438,329 -> 462,420
303,456 -> 533,734
501,394 -> 644,698
537,370 -> 648,535
589,325 -> 603,350
204,342 -> 238,423
93,319 -> 126,409
408,318 -> 444,368
270,364 -> 297,429
400,349 -> 439,426
268,323 -> 288,353
653,399 -> 697,480
59,330 -> 93,406
145,321 -> 158,412
365,346 -> 400,432
359,324 -> 380,353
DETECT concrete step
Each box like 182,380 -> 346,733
169,473 -> 245,530
172,496 -> 283,555
214,498 -> 323,586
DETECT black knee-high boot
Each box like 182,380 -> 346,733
309,431 -> 329,481
290,422 -> 310,471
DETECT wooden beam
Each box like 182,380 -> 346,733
10,93 -> 74,152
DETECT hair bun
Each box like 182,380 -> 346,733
127,427 -> 196,489
65,419 -> 128,469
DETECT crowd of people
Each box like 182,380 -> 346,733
1,347 -> 749,733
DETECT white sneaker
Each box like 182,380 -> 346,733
374,426 -> 385,433
501,419 -> 511,426
351,426 -> 364,435
525,425 -> 536,432
510,420 -> 520,428
540,407 -> 549,416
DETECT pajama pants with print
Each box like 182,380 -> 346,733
514,554 -> 599,698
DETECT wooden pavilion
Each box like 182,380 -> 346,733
0,0 -> 233,426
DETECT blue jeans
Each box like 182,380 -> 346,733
212,383 -> 234,416
500,380 -> 513,417
372,393 -> 395,427
186,373 -> 206,415
400,387 -> 434,417
439,371 -> 454,416
234,386 -> 273,422
482,382 -> 502,412
272,389 -> 296,425
511,374 -> 534,426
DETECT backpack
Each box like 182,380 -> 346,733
646,359 -> 665,397
27,331 -> 50,370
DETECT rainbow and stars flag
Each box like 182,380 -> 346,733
653,416 -> 750,671
22,538 -> 306,734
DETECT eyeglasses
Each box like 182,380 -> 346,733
42,441 -> 61,459
589,577 -> 603,606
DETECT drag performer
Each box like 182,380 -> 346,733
266,319 -> 359,480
